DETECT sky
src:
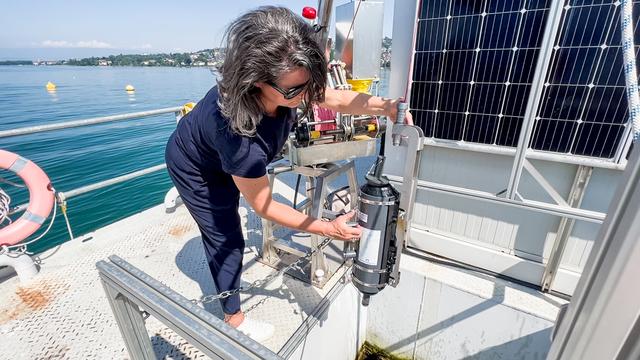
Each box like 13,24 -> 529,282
0,0 -> 394,60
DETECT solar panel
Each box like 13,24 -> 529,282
409,0 -> 640,160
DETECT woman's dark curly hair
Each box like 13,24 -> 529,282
217,6 -> 327,136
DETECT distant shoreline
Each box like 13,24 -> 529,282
0,62 -> 217,68
1,39 -> 392,68
0,62 -> 391,69
0,60 -> 33,66
0,62 -> 391,70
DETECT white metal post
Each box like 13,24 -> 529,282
388,0 -> 419,101
506,0 -> 565,199
541,165 -> 593,292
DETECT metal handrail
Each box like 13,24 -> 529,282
0,106 -> 182,139
4,106 -> 184,214
98,255 -> 283,360
9,164 -> 168,215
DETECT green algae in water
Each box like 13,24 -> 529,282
356,341 -> 411,360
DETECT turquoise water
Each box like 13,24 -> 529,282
0,66 -> 215,253
0,65 -> 390,254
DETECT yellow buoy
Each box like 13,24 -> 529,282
46,81 -> 56,91
179,102 -> 196,117
125,84 -> 135,92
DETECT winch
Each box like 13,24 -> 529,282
351,155 -> 401,306
291,62 -> 386,149
293,114 -> 384,147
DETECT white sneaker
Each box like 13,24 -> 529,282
235,317 -> 275,343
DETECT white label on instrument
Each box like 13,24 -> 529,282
358,228 -> 382,265
358,211 -> 368,223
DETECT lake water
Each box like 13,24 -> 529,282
0,65 -> 390,253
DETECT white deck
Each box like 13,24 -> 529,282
0,174 -> 350,359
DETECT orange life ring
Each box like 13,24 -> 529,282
0,150 -> 55,246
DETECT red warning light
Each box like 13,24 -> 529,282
302,6 -> 317,20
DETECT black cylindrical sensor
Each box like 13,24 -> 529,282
352,156 -> 400,306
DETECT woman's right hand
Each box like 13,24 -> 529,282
324,210 -> 361,241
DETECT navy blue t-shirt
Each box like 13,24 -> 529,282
165,86 -> 294,208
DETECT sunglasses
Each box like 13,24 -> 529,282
266,80 -> 308,100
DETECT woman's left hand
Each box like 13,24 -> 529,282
388,98 -> 414,125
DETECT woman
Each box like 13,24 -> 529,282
165,6 -> 412,341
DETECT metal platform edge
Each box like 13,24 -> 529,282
97,255 -> 282,360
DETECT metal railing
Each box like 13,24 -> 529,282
0,107 -> 182,139
5,107 -> 183,217
97,255 -> 282,360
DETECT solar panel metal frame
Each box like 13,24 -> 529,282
406,0 -> 639,168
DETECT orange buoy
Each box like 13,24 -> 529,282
0,150 -> 55,245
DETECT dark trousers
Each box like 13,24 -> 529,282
165,137 -> 244,315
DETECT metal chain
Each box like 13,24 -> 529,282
192,236 -> 334,305
243,295 -> 271,315
244,260 -> 355,315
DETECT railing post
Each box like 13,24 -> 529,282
100,281 -> 155,360
506,0 -> 565,199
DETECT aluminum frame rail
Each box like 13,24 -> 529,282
97,255 -> 283,360
422,138 -> 627,171
0,107 -> 183,139
10,164 -> 167,215
506,0 -> 566,200
541,165 -> 593,292
5,105 -> 187,216
316,0 -> 333,51
386,174 -> 605,224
